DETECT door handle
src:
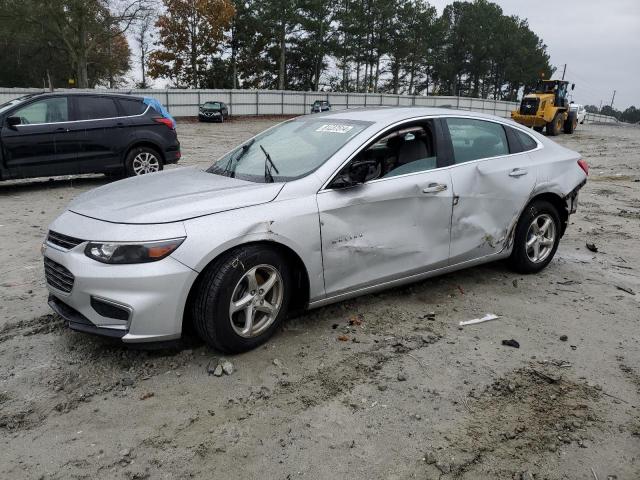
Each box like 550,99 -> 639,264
509,168 -> 528,177
54,127 -> 69,133
422,183 -> 448,194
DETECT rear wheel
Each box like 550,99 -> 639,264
533,126 -> 544,133
546,112 -> 563,136
508,199 -> 561,274
125,146 -> 163,177
192,245 -> 291,353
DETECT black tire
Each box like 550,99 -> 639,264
546,112 -> 563,136
508,199 -> 561,274
192,245 -> 291,353
124,146 -> 163,177
563,111 -> 577,134
533,126 -> 544,133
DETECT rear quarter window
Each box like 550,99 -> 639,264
513,128 -> 538,152
118,98 -> 147,116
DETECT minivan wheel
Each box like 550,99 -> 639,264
508,200 -> 561,274
192,245 -> 291,353
125,147 -> 163,177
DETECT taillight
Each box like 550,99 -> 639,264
577,159 -> 589,175
153,117 -> 175,129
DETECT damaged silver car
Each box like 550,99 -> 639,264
43,108 -> 588,352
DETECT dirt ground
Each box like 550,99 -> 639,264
0,117 -> 639,480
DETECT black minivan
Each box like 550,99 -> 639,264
0,92 -> 180,181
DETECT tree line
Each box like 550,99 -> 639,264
0,0 -> 568,102
585,105 -> 640,124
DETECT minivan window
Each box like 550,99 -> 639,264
118,98 -> 147,116
12,97 -> 69,124
76,96 -> 118,120
446,118 -> 509,163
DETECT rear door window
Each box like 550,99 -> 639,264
117,98 -> 147,116
75,96 -> 119,120
446,118 -> 509,163
12,97 -> 69,124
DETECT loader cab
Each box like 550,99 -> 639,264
535,80 -> 573,108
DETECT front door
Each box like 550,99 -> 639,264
317,120 -> 453,297
1,96 -> 70,178
444,117 -> 538,264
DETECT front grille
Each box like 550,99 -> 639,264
47,230 -> 84,250
519,97 -> 540,115
44,257 -> 75,293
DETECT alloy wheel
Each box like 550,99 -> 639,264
525,213 -> 556,263
132,152 -> 160,175
229,264 -> 283,338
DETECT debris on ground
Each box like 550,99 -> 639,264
221,360 -> 234,375
139,392 -> 154,401
560,335 -> 568,341
615,285 -> 635,295
418,312 -> 436,320
272,358 -> 283,368
502,339 -> 520,348
586,242 -> 598,252
337,335 -> 349,342
459,313 -> 500,326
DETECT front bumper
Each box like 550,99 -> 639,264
199,111 -> 222,121
44,239 -> 198,343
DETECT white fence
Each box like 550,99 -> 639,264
0,87 -> 619,124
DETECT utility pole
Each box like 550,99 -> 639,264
561,64 -> 567,80
610,90 -> 617,109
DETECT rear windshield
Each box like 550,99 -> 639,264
208,118 -> 370,183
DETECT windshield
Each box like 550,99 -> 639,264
203,102 -> 221,108
208,118 -> 370,183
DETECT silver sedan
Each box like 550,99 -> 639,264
43,108 -> 588,352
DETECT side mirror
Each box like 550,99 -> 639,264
330,160 -> 376,189
6,116 -> 21,128
571,83 -> 575,90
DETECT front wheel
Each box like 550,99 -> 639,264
125,146 -> 163,177
192,245 -> 291,353
546,113 -> 563,136
508,200 -> 561,274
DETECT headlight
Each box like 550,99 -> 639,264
84,238 -> 185,264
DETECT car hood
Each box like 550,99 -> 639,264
68,167 -> 284,224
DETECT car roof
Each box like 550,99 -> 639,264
308,106 -> 520,127
16,91 -> 145,101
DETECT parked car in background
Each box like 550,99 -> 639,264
570,103 -> 587,124
0,93 -> 180,181
198,101 -> 229,122
311,100 -> 331,113
44,108 -> 587,353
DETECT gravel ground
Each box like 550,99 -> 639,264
0,117 -> 639,480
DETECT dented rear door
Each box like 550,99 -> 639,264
317,170 -> 453,297
444,117 -> 538,265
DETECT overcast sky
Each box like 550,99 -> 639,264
428,0 -> 639,109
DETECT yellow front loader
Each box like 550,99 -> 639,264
511,79 -> 578,136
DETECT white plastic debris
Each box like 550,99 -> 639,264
459,313 -> 500,326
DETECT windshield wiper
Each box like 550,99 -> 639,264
260,144 -> 279,183
216,139 -> 254,177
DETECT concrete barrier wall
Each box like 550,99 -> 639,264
0,87 -> 619,124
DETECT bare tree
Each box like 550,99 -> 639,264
133,2 -> 158,87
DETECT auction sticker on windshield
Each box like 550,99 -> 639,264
316,124 -> 354,134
